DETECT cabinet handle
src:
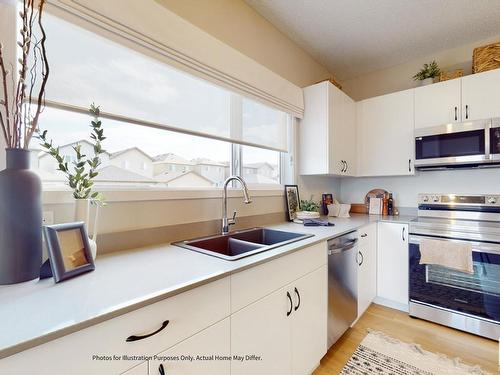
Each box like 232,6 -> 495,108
465,105 -> 469,119
408,159 -> 412,172
159,364 -> 165,375
402,227 -> 406,242
360,233 -> 367,238
345,161 -> 348,172
454,106 -> 458,121
357,251 -> 364,266
286,291 -> 293,316
126,320 -> 170,342
340,160 -> 344,172
342,160 -> 347,172
294,287 -> 301,311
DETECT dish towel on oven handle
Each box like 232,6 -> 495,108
419,238 -> 474,274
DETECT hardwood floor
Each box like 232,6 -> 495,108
313,303 -> 498,374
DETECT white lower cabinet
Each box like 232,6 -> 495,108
121,362 -> 148,375
291,266 -> 328,375
377,222 -> 409,310
231,285 -> 292,375
149,318 -> 230,375
231,265 -> 327,375
357,223 -> 377,318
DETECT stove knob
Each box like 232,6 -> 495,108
487,196 -> 497,204
422,195 -> 429,202
432,196 -> 440,203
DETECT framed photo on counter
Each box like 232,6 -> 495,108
285,185 -> 301,221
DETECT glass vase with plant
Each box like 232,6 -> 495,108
37,103 -> 106,259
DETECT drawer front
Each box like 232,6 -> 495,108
0,277 -> 230,375
121,362 -> 148,375
231,242 -> 327,312
149,318 -> 230,375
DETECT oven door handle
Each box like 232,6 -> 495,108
409,235 -> 500,255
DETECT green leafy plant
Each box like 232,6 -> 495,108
413,60 -> 441,81
38,103 -> 106,204
300,196 -> 320,212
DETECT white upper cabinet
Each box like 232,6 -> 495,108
357,89 -> 415,176
461,68 -> 500,121
414,79 -> 461,129
300,81 -> 357,176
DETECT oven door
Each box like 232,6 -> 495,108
409,235 -> 500,322
414,120 -> 490,168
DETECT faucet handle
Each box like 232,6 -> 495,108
228,210 -> 237,225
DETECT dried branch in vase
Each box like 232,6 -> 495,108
0,0 -> 49,150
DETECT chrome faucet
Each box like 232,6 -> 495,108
222,175 -> 252,235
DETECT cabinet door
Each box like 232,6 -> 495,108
377,222 -> 409,309
357,90 -> 415,176
357,223 -> 377,317
231,286 -> 292,375
461,68 -> 500,121
300,82 -> 329,175
149,318 -> 230,375
414,79 -> 461,129
291,266 -> 327,375
334,92 -> 357,176
121,362 -> 148,375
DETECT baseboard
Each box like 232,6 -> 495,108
373,297 -> 409,312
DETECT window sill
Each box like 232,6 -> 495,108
42,185 -> 284,204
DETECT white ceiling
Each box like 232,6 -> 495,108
245,0 -> 500,80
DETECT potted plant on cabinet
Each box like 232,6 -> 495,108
0,0 -> 49,284
38,104 -> 107,260
413,60 -> 441,86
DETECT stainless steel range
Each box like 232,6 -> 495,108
409,194 -> 500,340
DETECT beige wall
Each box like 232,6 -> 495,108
342,34 -> 500,101
156,0 -> 332,88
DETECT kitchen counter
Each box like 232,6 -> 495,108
0,213 -> 415,359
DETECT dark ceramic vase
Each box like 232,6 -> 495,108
0,148 -> 42,284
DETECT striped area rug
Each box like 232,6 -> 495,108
340,331 -> 492,375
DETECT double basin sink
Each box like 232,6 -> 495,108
173,227 -> 314,261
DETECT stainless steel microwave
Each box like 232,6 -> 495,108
414,119 -> 500,169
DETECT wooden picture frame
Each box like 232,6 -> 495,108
43,222 -> 95,283
284,185 -> 301,221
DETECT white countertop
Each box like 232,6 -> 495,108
0,214 -> 414,359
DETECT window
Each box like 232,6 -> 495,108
31,108 -> 231,188
241,146 -> 280,185
30,13 -> 292,189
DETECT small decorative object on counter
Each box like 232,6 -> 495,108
42,222 -> 95,283
284,185 -> 301,221
388,193 -> 394,216
413,60 -> 441,86
382,194 -> 389,216
369,197 -> 382,215
472,41 -> 500,73
0,0 -> 49,285
300,196 -> 321,212
321,193 -> 334,215
296,210 -> 320,220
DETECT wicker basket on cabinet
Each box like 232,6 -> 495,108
472,41 -> 500,73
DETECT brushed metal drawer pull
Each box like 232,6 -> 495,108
126,320 -> 170,342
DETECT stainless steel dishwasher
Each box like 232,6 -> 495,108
327,231 -> 358,348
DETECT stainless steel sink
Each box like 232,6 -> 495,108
173,227 -> 314,260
